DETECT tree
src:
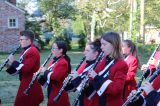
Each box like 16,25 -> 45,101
75,0 -> 130,41
40,0 -> 160,44
17,0 -> 29,10
135,0 -> 160,43
39,0 -> 77,36
145,0 -> 160,28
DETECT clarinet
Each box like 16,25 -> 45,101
136,44 -> 160,88
136,69 -> 150,88
72,52 -> 104,106
123,68 -> 160,106
24,53 -> 52,95
72,76 -> 89,106
0,45 -> 21,71
54,56 -> 86,102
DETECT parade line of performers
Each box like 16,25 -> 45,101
0,30 -> 160,106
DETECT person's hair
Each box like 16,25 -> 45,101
88,39 -> 102,54
101,32 -> 122,59
55,40 -> 71,73
19,30 -> 35,42
123,40 -> 141,68
123,40 -> 138,57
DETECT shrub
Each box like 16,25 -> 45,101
78,32 -> 86,49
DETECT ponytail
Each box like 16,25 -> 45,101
55,40 -> 71,73
64,54 -> 71,74
123,40 -> 141,69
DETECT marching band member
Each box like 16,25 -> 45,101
127,80 -> 160,106
122,40 -> 140,102
142,49 -> 160,91
66,39 -> 102,106
5,30 -> 44,106
142,81 -> 160,106
126,59 -> 160,106
141,45 -> 160,76
127,46 -> 160,106
140,44 -> 160,95
88,32 -> 128,106
38,41 -> 71,106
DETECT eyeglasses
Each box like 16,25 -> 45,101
52,47 -> 59,50
19,39 -> 28,41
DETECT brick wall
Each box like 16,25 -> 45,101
0,1 -> 25,52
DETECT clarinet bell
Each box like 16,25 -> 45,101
54,94 -> 60,102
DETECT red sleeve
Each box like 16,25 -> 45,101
77,63 -> 87,74
50,59 -> 69,82
95,57 -> 106,73
21,47 -> 40,74
143,76 -> 160,96
126,57 -> 138,81
104,61 -> 128,96
152,75 -> 160,91
148,51 -> 160,73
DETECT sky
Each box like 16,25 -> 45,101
18,0 -> 38,15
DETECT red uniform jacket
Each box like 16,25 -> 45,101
139,72 -> 160,106
65,58 -> 105,106
142,51 -> 160,98
123,55 -> 138,102
152,75 -> 160,91
149,51 -> 160,93
149,51 -> 160,74
6,45 -> 44,106
92,57 -> 128,106
47,56 -> 70,106
77,60 -> 102,106
83,57 -> 108,106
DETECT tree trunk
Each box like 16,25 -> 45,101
140,0 -> 145,44
91,11 -> 96,42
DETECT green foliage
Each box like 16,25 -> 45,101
39,0 -> 77,35
74,0 -> 160,41
25,20 -> 45,49
18,0 -> 160,47
131,35 -> 138,43
136,43 -> 156,78
137,44 -> 156,67
50,29 -> 72,50
75,0 -> 131,37
78,32 -> 86,49
138,44 -> 156,56
17,0 -> 45,49
71,16 -> 85,35
145,0 -> 160,28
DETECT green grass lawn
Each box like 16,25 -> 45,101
0,44 -> 155,106
0,50 -> 83,106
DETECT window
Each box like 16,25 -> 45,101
8,17 -> 18,28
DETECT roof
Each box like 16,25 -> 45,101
4,0 -> 25,13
